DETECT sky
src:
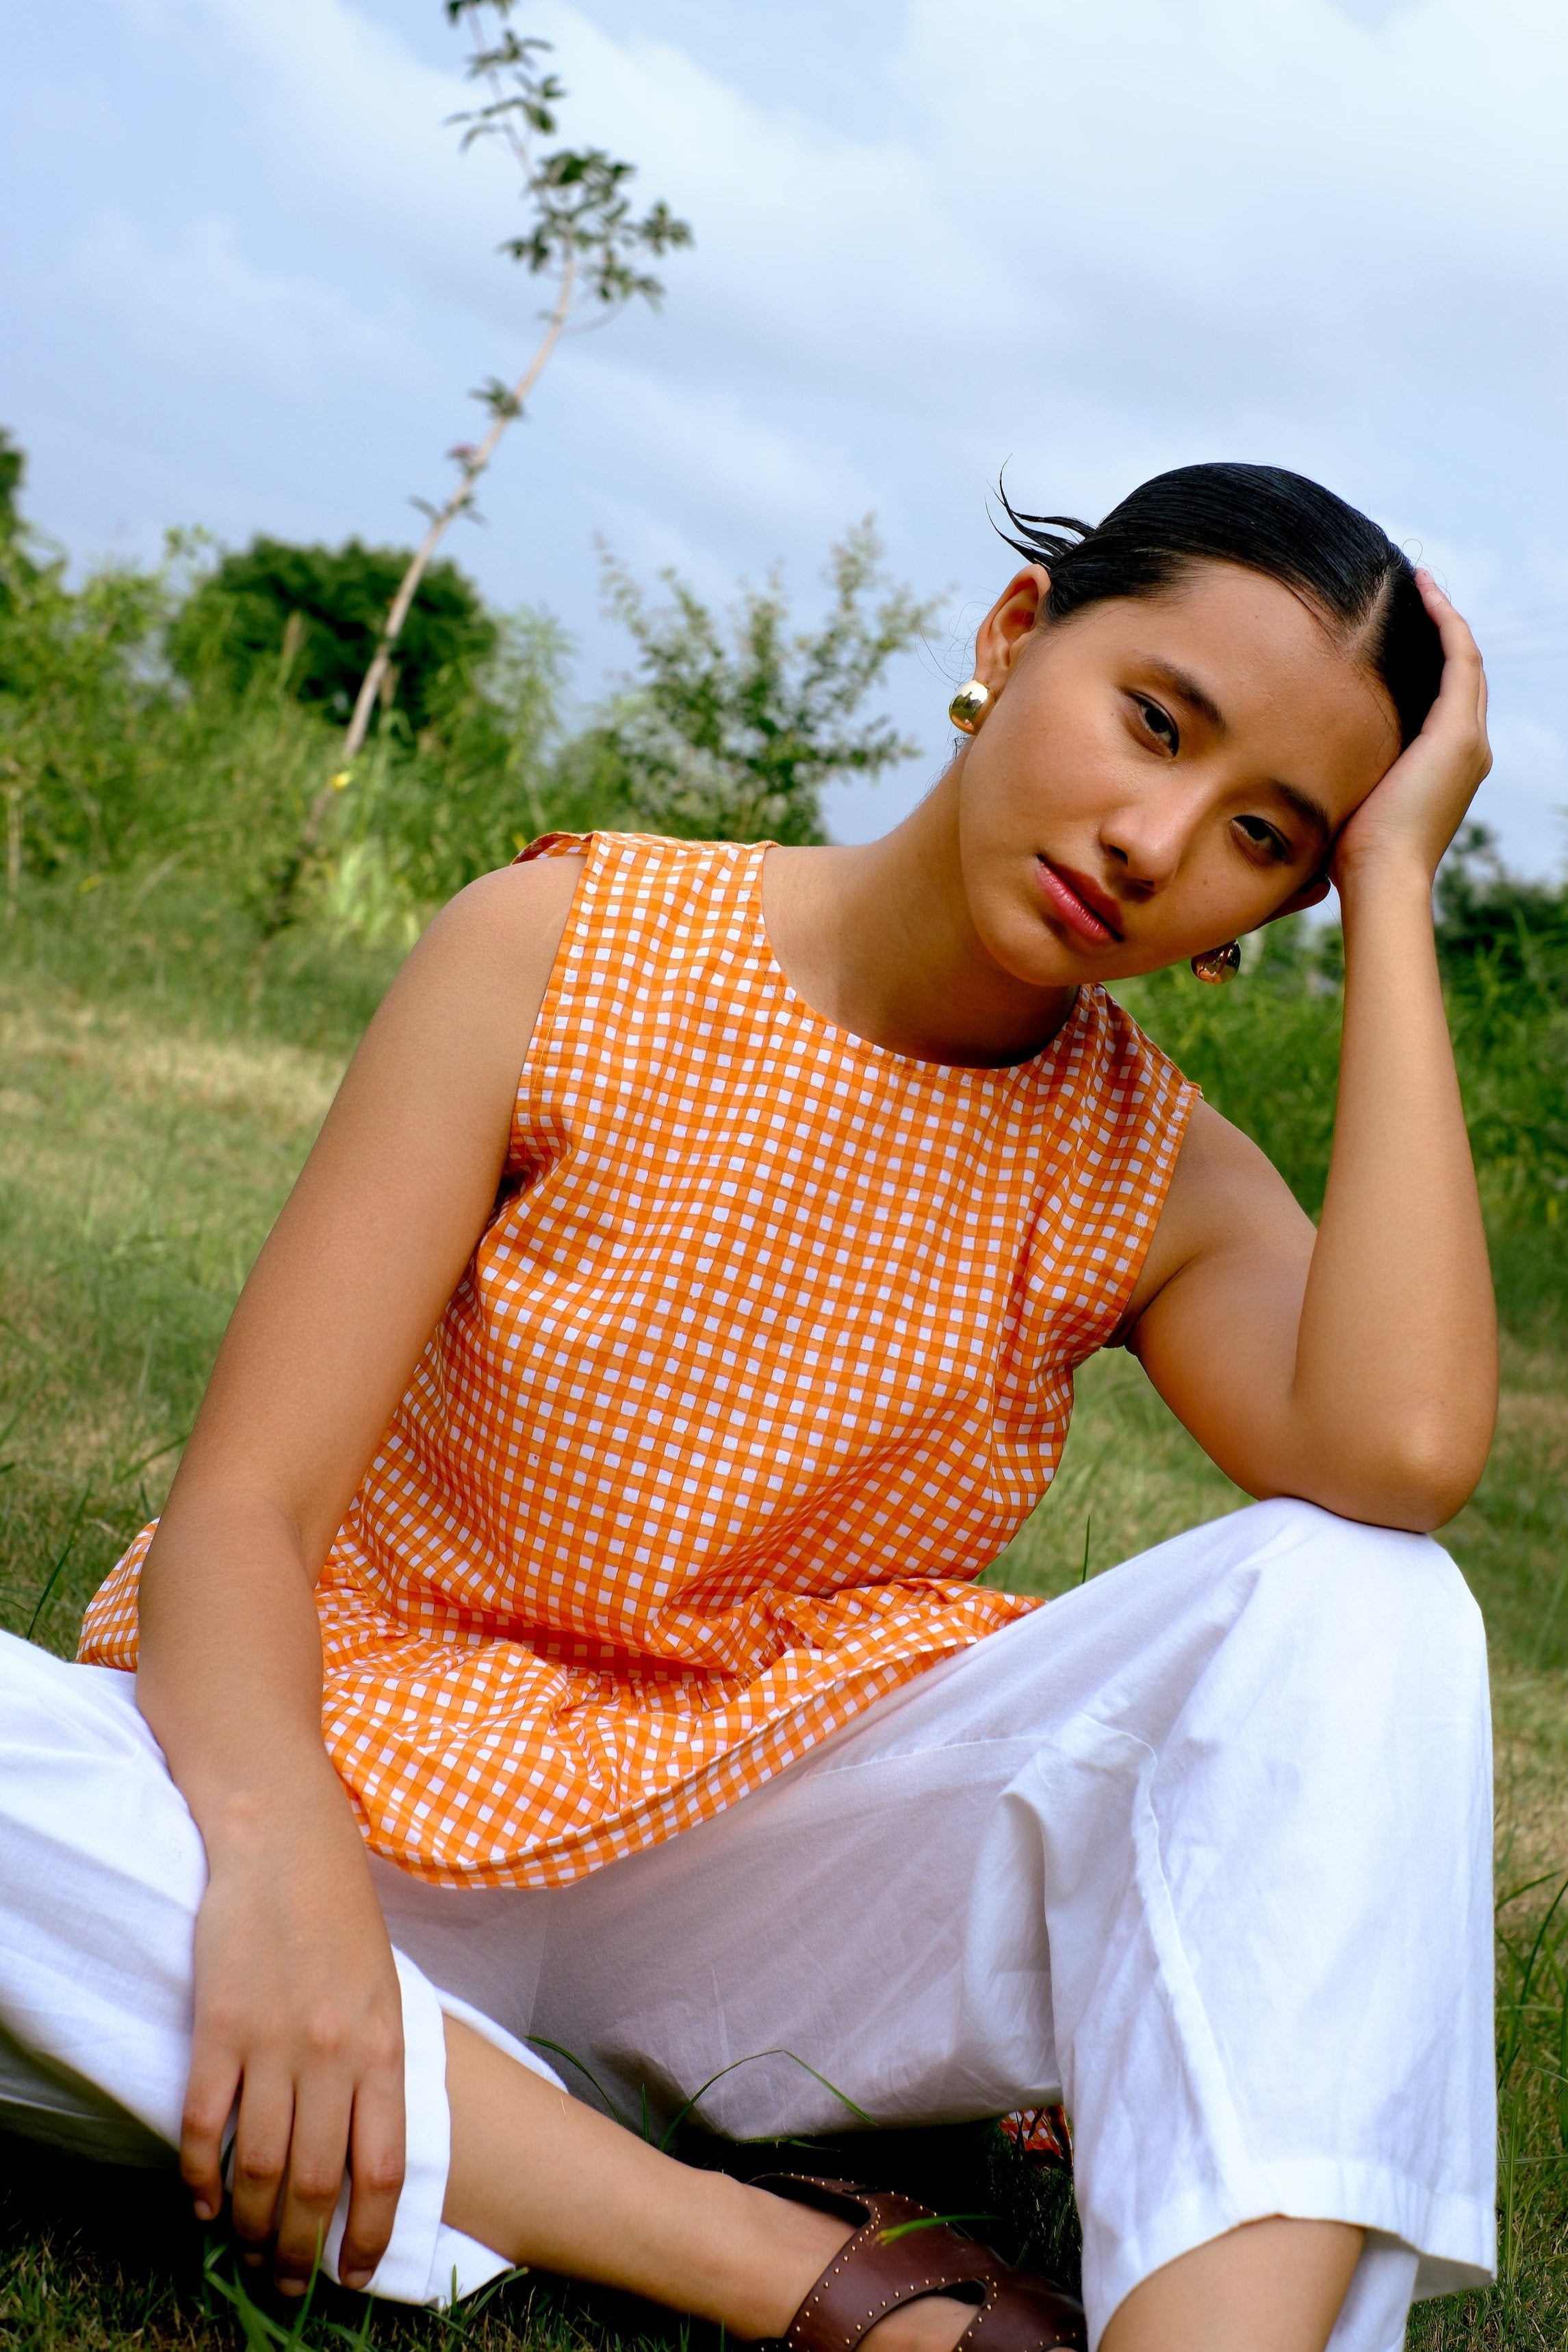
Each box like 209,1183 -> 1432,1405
4,0 -> 1568,867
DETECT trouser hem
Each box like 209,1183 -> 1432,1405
319,1955 -> 513,2308
1088,2156 -> 1495,2352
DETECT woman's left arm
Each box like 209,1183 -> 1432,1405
1125,575 -> 1498,1532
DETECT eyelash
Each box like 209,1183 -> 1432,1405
1134,696 -> 1179,754
1234,815 -> 1293,864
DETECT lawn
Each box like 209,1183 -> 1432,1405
1,880 -> 1564,2349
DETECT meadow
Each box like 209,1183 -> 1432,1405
1,858 -> 1565,2352
1,468 -> 1566,2346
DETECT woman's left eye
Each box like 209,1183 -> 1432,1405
1135,698 -> 1179,752
1234,815 -> 1292,863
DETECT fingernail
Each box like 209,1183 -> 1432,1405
192,2201 -> 216,2223
342,2268 -> 371,2291
278,2279 -> 307,2299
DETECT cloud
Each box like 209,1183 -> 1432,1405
12,0 -> 1568,861
71,212 -> 400,392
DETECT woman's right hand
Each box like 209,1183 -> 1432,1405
179,1767 -> 407,2296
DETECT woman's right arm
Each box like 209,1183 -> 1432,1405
134,854 -> 581,2292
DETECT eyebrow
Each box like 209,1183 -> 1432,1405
1270,780 -> 1334,855
1143,659 -> 1225,731
1141,660 -> 1335,854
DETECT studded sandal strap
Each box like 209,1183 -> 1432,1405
756,2175 -> 1084,2352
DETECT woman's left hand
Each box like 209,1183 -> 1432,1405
1331,570 -> 1491,894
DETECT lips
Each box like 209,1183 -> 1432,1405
1035,858 -> 1123,946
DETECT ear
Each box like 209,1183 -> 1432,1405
1262,873 -> 1333,925
972,565 -> 1051,695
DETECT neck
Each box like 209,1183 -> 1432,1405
762,764 -> 1079,1069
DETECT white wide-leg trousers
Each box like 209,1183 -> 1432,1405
0,1500 -> 1495,2350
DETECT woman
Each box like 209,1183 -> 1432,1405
0,463 -> 1497,2352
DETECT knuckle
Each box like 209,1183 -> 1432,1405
364,2018 -> 404,2071
233,2151 -> 284,2190
343,2222 -> 391,2260
289,2167 -> 344,2208
197,2001 -> 246,2049
302,2011 -> 349,2065
357,2157 -> 406,2199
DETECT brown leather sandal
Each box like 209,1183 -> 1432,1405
757,2173 -> 1086,2352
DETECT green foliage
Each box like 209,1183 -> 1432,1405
0,426 -> 26,544
1116,917 -> 1345,1214
324,609 -> 582,933
448,1 -> 692,311
593,520 -> 941,845
0,529 -> 181,873
168,537 -> 497,734
1439,822 -> 1568,999
1120,886 -> 1568,1251
0,427 -> 934,927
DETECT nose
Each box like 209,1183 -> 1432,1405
1097,780 -> 1200,895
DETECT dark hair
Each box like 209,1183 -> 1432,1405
997,461 -> 1443,749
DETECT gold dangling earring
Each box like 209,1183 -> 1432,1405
949,678 -> 991,734
1190,941 -> 1242,984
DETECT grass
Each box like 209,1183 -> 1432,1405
1,889 -> 1565,2349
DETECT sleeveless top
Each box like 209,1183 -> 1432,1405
79,833 -> 1196,1888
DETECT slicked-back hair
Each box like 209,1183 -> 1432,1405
997,461 -> 1443,748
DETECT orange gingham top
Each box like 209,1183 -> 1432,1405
79,832 -> 1197,1888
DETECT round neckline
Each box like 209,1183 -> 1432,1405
745,841 -> 1088,1082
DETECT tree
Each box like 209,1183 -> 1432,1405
1436,822 -> 1568,1001
0,429 -> 25,546
284,0 -> 691,904
591,520 -> 943,845
0,474 -> 177,903
169,537 -> 496,734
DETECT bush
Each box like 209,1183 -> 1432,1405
168,535 -> 497,736
1120,875 -> 1568,1327
591,520 -> 940,845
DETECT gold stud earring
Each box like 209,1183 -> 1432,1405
948,678 -> 991,734
1190,941 -> 1242,984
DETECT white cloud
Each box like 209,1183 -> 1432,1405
10,0 -> 1568,865
72,212 -> 400,392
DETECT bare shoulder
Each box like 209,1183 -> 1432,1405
321,853 -> 587,1166
411,853 -> 583,1004
1122,1096 -> 1313,1327
365,853 -> 584,1062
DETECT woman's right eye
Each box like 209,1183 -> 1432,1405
1134,697 -> 1179,754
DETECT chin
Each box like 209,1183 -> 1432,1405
986,914 -> 1090,993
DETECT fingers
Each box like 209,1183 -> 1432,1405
180,2032 -> 241,2225
270,2064 -> 355,2295
337,2065 -> 409,2291
184,2017 -> 405,2295
1413,568 -> 1491,776
179,1826 -> 409,2294
229,2069 -> 300,2273
1415,568 -> 1487,700
271,1996 -> 404,2293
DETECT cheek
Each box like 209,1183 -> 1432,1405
972,697 -> 1114,833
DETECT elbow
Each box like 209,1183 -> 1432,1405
1356,1413 -> 1494,1534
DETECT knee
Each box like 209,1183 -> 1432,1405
1229,1496 -> 1487,1702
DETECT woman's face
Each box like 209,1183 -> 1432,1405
955,559 -> 1403,988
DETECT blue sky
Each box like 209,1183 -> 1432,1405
4,0 -> 1567,865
